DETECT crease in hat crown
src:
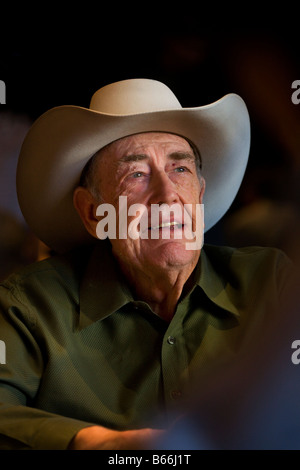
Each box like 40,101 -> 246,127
89,79 -> 182,115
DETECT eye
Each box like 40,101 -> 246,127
174,166 -> 187,173
132,171 -> 144,178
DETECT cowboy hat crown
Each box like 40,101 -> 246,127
90,79 -> 182,114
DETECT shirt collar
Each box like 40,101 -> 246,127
192,246 -> 240,318
78,243 -> 239,330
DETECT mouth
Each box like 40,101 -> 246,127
149,221 -> 184,231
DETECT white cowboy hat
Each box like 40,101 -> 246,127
17,78 -> 250,253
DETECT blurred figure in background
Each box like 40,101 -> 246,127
160,32 -> 300,259
0,111 -> 40,280
157,252 -> 300,450
222,35 -> 300,259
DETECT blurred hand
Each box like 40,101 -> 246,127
69,425 -> 165,450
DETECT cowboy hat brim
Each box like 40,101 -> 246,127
17,93 -> 250,253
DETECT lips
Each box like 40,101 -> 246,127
149,220 -> 183,230
147,207 -> 193,233
130,202 -> 195,239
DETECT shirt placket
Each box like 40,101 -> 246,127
160,301 -> 190,419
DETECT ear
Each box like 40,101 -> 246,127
73,187 -> 99,239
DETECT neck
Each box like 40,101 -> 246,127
116,256 -> 200,322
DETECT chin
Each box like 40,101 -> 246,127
145,240 -> 200,268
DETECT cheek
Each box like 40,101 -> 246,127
96,159 -> 122,202
193,178 -> 203,200
180,179 -> 202,202
119,177 -> 150,200
98,179 -> 123,206
110,232 -> 142,264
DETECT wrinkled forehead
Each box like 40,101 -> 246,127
98,132 -> 194,160
79,132 -> 202,188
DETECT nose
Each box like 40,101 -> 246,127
148,170 -> 179,206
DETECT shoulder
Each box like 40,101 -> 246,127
203,244 -> 291,271
0,245 -> 93,304
202,244 -> 292,298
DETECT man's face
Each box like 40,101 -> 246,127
94,132 -> 205,272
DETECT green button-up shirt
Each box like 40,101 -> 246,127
0,242 -> 291,449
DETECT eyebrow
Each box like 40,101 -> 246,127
119,151 -> 196,164
119,154 -> 149,163
168,151 -> 196,162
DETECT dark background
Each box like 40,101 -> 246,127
1,8 -> 300,452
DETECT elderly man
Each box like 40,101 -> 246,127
0,79 -> 291,449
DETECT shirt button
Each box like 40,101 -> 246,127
170,390 -> 182,400
167,336 -> 176,345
